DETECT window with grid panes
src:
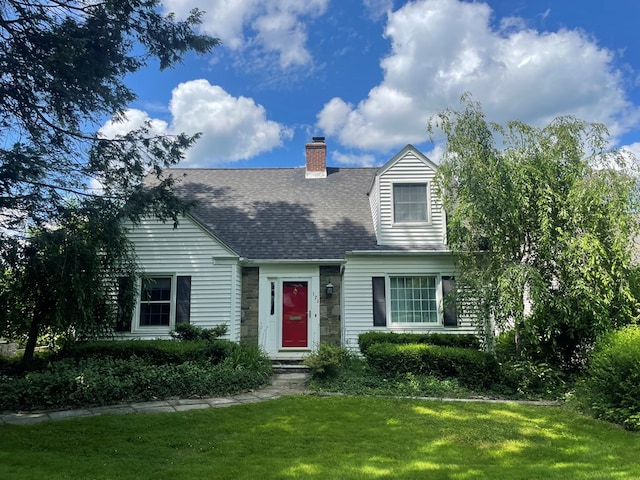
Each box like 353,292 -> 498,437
139,277 -> 172,326
389,276 -> 438,323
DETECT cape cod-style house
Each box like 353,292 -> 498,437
119,137 -> 474,358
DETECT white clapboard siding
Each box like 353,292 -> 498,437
369,177 -> 380,237
126,215 -> 240,338
374,148 -> 446,246
342,253 -> 476,351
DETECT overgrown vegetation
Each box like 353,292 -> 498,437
303,343 -> 349,378
430,96 -> 640,370
307,335 -> 569,401
0,333 -> 272,412
0,0 -> 219,367
572,325 -> 640,431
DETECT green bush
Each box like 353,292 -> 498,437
170,323 -> 228,342
55,339 -> 234,365
303,344 -> 351,378
364,342 -> 498,389
0,346 -> 273,412
496,360 -> 566,399
573,325 -> 640,431
224,342 -> 272,373
358,332 -> 480,355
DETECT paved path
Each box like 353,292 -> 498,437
0,372 -> 311,426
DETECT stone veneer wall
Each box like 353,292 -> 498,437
240,267 -> 259,344
319,265 -> 341,345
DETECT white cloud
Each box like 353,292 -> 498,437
99,109 -> 169,138
363,0 -> 393,20
99,80 -> 290,167
169,79 -> 289,166
161,0 -> 328,69
332,150 -> 379,167
317,0 -> 639,152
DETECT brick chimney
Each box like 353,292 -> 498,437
305,136 -> 327,178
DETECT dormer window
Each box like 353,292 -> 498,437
393,183 -> 429,223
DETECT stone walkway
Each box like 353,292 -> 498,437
0,372 -> 311,426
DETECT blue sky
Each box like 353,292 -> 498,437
100,0 -> 640,169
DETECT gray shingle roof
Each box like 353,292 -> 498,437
167,167 -> 383,260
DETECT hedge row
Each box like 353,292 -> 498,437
0,356 -> 271,412
363,342 -> 499,389
55,339 -> 235,365
358,331 -> 480,355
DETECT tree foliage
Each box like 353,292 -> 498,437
0,0 -> 219,364
429,96 -> 640,370
0,0 -> 218,229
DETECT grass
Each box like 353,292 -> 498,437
1,396 -> 639,479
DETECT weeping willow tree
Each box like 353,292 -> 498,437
430,96 -> 640,370
0,0 -> 219,366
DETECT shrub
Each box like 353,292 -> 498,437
55,339 -> 234,365
223,342 -> 272,373
303,344 -> 351,378
496,360 -> 566,398
573,325 -> 640,430
170,323 -> 228,342
0,350 -> 272,412
364,342 -> 498,389
358,332 -> 480,355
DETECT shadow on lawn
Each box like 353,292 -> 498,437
2,396 -> 637,480
244,397 -> 639,479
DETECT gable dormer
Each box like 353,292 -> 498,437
369,145 -> 446,247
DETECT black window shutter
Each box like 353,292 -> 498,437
176,276 -> 192,324
442,276 -> 458,327
372,276 -> 387,327
116,276 -> 133,332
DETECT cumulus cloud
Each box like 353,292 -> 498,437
99,80 -> 290,167
99,109 -> 169,138
161,0 -> 328,69
169,79 -> 290,165
317,0 -> 639,152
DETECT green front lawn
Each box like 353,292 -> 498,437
1,396 -> 638,479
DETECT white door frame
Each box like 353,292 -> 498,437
258,264 -> 320,359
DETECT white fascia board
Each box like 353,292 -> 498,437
240,258 -> 346,266
345,249 -> 452,257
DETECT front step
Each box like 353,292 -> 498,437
270,372 -> 311,389
271,359 -> 310,374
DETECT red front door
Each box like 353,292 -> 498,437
282,281 -> 308,348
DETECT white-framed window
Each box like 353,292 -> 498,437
389,276 -> 439,323
393,183 -> 429,224
139,276 -> 172,326
133,275 -> 191,330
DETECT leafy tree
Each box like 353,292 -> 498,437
0,0 -> 219,364
429,96 -> 640,370
0,201 -> 138,365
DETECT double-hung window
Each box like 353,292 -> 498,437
389,276 -> 438,323
393,183 -> 428,223
139,277 -> 172,326
136,275 -> 191,329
